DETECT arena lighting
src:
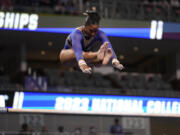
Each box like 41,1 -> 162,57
150,20 -> 157,39
150,20 -> 164,40
156,21 -> 164,40
6,91 -> 180,117
0,94 -> 8,112
0,27 -> 151,39
0,95 -> 5,108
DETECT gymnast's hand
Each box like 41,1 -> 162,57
78,59 -> 92,74
112,58 -> 124,71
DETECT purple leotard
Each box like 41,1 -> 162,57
64,26 -> 117,62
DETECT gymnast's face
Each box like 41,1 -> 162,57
84,24 -> 99,37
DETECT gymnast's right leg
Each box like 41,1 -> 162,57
59,42 -> 108,66
59,49 -> 98,65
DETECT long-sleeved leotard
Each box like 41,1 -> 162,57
64,26 -> 117,62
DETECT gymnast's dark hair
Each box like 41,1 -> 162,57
84,11 -> 101,26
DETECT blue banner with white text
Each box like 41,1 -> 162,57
10,92 -> 180,117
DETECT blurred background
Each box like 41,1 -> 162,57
0,0 -> 180,135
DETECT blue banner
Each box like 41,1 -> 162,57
0,27 -> 150,39
11,92 -> 180,117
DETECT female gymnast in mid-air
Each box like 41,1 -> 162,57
59,10 -> 124,74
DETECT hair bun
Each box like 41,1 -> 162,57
83,10 -> 101,26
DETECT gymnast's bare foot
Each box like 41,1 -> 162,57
97,42 -> 109,61
102,48 -> 113,65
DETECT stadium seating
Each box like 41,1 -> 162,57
41,68 -> 174,96
0,0 -> 180,22
0,75 -> 23,91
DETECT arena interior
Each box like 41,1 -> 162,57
1,0 -> 180,135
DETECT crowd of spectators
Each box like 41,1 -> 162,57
0,0 -> 81,15
141,0 -> 180,20
17,123 -> 98,135
0,0 -> 180,21
17,118 -> 122,135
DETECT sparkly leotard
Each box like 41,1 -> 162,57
64,26 -> 117,62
